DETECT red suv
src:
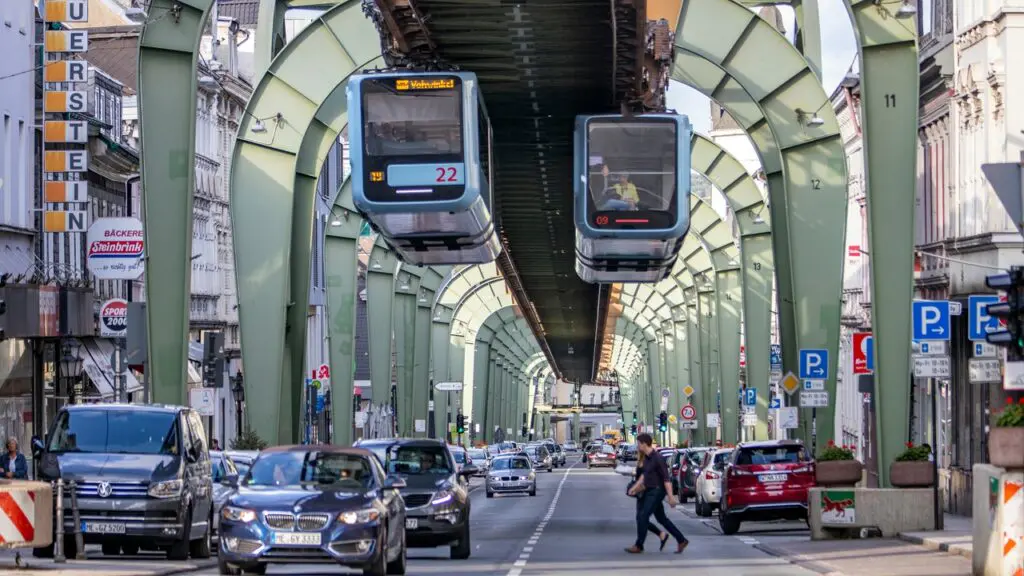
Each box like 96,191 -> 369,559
717,440 -> 815,534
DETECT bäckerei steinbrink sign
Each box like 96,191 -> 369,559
87,217 -> 144,280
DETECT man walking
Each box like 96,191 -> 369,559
626,433 -> 687,554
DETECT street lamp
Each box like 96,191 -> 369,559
231,370 -> 245,437
61,341 -> 83,404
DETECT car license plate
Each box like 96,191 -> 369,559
83,522 -> 126,534
759,473 -> 787,483
272,532 -> 321,545
405,518 -> 418,529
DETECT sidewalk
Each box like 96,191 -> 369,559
754,537 -> 973,575
0,548 -> 215,575
898,513 -> 974,561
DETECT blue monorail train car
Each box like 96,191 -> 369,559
347,71 -> 501,265
573,113 -> 692,283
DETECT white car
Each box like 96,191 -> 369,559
694,448 -> 733,517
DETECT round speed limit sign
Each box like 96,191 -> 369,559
681,404 -> 696,420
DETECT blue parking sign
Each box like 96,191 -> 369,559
799,349 -> 828,379
968,295 -> 1001,341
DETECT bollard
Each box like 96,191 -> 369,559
68,480 -> 85,559
53,479 -> 65,563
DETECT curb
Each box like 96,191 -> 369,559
752,542 -> 845,576
897,532 -> 973,561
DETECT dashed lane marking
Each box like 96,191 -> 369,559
737,536 -> 760,545
503,460 -> 576,576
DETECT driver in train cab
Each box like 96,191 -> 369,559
598,165 -> 639,211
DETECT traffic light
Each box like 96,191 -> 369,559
985,266 -> 1024,358
632,411 -> 638,424
658,411 -> 668,432
630,424 -> 637,435
456,413 -> 465,435
202,332 -> 224,387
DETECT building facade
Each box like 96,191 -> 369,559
0,0 -> 40,449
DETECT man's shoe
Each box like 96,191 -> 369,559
675,539 -> 689,554
625,546 -> 643,554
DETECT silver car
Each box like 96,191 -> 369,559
209,451 -> 240,540
485,455 -> 536,497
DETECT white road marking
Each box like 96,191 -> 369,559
737,536 -> 760,545
504,461 -> 575,576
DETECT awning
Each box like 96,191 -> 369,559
78,338 -> 143,399
187,362 -> 202,386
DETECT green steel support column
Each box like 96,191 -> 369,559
663,322 -> 680,444
792,0 -> 824,81
504,366 -> 514,438
698,291 -> 716,442
573,413 -> 580,444
449,333 -> 466,441
392,271 -> 419,435
472,333 -> 491,440
488,355 -> 499,441
323,182 -> 361,447
673,2 -> 850,452
686,302 -> 704,446
137,0 -> 213,406
230,1 -> 381,444
366,241 -> 398,410
412,291 -> 434,437
674,318 -> 691,444
847,0 -> 920,487
688,135 -> 775,438
254,0 -> 287,78
431,306 -> 453,440
714,269 -> 743,445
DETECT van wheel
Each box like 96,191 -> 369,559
167,510 -> 191,560
386,528 -> 407,574
121,543 -> 139,556
102,542 -> 120,556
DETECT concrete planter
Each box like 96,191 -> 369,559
989,426 -> 1024,469
890,461 -> 933,487
815,459 -> 863,486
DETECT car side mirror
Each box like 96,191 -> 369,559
31,436 -> 44,457
186,445 -> 200,463
383,476 -> 406,490
221,474 -> 239,488
461,464 -> 478,478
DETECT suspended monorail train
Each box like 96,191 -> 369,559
573,113 -> 692,283
347,71 -> 501,265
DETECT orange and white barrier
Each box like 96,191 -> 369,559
0,481 -> 53,549
1002,472 -> 1024,576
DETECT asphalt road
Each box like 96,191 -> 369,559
187,455 -> 818,575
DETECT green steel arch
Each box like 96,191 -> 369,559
475,309 -> 546,441
668,0 -> 848,451
138,0 -> 917,484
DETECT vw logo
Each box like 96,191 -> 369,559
97,482 -> 113,498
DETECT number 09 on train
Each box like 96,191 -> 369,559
347,71 -> 500,265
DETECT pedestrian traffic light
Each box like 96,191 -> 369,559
456,413 -> 465,435
630,424 -> 637,435
632,411 -> 637,424
985,266 -> 1024,358
658,411 -> 667,432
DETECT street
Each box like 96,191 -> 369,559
189,457 -> 816,575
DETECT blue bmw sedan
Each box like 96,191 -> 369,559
217,445 -> 407,575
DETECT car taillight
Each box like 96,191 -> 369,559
791,465 -> 812,474
704,470 -> 718,480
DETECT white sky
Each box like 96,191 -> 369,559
666,0 -> 858,134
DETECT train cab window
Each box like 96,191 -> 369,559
362,78 -> 463,157
586,120 -> 677,213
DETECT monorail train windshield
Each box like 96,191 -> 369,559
360,76 -> 466,202
586,118 -> 678,229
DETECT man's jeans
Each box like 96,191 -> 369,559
635,488 -> 685,548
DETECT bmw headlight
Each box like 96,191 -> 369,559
431,490 -> 454,506
221,506 -> 256,523
147,479 -> 182,498
339,509 -> 380,525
